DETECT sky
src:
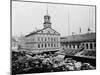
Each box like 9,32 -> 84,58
12,1 -> 96,37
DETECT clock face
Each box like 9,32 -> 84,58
45,18 -> 49,22
45,17 -> 49,20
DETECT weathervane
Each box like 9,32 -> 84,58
46,4 -> 48,15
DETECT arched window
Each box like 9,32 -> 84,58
48,43 -> 50,47
38,44 -> 40,48
90,43 -> 93,49
51,43 -> 53,47
86,43 -> 88,49
42,44 -> 43,48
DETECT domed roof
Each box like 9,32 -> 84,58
44,14 -> 50,17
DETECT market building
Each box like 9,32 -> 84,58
60,33 -> 96,57
21,11 -> 61,52
61,33 -> 96,50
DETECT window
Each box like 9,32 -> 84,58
82,43 -> 84,46
48,37 -> 50,41
77,45 -> 79,48
90,43 -> 93,49
48,43 -> 50,47
69,45 -> 71,48
86,43 -> 88,49
38,44 -> 40,48
54,43 -> 56,47
45,43 -> 47,48
51,43 -> 53,47
42,44 -> 43,48
66,45 -> 67,47
94,43 -> 96,48
45,37 -> 47,41
73,45 -> 75,48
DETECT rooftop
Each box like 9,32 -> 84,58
61,33 -> 96,42
25,27 -> 60,37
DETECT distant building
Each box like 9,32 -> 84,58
61,33 -> 96,51
21,12 -> 61,52
60,33 -> 96,57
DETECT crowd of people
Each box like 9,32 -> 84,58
12,51 -> 95,75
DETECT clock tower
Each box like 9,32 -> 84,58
43,5 -> 51,28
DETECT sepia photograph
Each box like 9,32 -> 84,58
11,0 -> 96,75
